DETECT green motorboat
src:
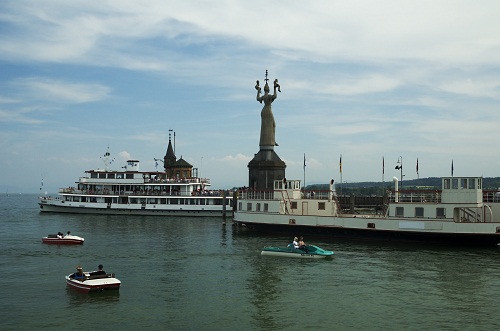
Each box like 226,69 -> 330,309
261,244 -> 334,259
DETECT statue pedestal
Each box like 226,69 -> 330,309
248,148 -> 286,190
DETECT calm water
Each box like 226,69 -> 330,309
1,194 -> 500,330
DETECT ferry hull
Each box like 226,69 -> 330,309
40,202 -> 231,217
234,213 -> 500,246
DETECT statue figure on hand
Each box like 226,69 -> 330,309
256,70 -> 281,148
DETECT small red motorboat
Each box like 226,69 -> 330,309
42,232 -> 84,245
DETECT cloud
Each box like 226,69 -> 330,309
118,151 -> 131,160
12,78 -> 111,103
222,154 -> 252,162
0,108 -> 45,124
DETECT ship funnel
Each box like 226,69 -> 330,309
393,177 -> 399,202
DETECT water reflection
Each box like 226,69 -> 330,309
66,287 -> 120,306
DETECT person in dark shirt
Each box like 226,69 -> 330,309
90,264 -> 106,276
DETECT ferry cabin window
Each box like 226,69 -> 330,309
436,208 -> 446,218
91,173 -> 98,179
395,207 -> 404,217
444,179 -> 450,189
468,179 -> 475,189
264,203 -> 269,212
256,203 -> 261,212
290,201 -> 298,209
477,178 -> 482,189
126,174 -> 133,179
460,179 -> 467,189
452,178 -> 458,189
415,207 -> 424,217
318,202 -> 326,210
108,173 -> 115,179
99,173 -> 106,179
246,203 -> 252,211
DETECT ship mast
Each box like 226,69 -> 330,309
101,146 -> 115,172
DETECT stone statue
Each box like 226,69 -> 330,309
255,70 -> 281,148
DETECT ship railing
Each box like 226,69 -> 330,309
58,188 -> 225,197
302,190 -> 331,200
144,177 -> 210,185
388,190 -> 441,203
239,190 -> 275,200
238,189 -> 332,201
483,190 -> 500,203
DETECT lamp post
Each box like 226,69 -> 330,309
395,156 -> 403,188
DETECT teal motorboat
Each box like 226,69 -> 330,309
261,244 -> 334,259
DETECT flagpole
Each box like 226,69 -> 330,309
416,158 -> 419,181
382,156 -> 385,196
303,153 -> 306,191
339,154 -> 343,196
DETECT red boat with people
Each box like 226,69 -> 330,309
42,231 -> 84,245
66,265 -> 121,293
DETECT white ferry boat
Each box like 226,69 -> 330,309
39,145 -> 233,217
233,177 -> 500,246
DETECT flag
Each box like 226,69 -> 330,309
451,160 -> 454,176
416,158 -> 419,175
339,155 -> 342,173
303,153 -> 306,169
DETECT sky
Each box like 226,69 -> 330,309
1,1 -> 500,193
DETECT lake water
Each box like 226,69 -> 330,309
1,194 -> 500,330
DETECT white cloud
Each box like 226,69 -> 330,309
11,78 -> 111,103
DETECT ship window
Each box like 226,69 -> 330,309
460,179 -> 467,189
264,203 -> 269,212
477,178 -> 482,189
452,178 -> 458,189
318,202 -> 325,210
444,178 -> 451,189
246,203 -> 252,211
469,179 -> 475,189
108,174 -> 115,179
415,207 -> 424,217
291,201 -> 297,209
99,173 -> 106,179
126,174 -> 133,179
91,173 -> 98,179
395,207 -> 404,217
256,203 -> 261,212
436,208 -> 446,218
238,202 -> 242,210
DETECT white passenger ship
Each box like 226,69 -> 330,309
39,144 -> 233,217
233,177 -> 500,246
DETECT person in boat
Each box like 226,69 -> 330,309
90,264 -> 106,276
292,237 -> 299,249
66,231 -> 71,237
57,232 -> 63,238
71,265 -> 86,281
298,236 -> 309,253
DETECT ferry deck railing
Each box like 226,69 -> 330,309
58,188 -> 227,197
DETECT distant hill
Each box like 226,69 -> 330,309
305,177 -> 500,195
